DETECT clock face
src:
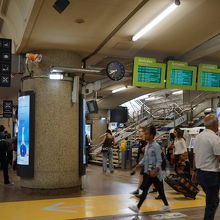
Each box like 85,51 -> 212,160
106,61 -> 125,81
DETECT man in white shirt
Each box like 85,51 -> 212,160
192,114 -> 220,220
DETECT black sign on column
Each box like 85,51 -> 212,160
3,100 -> 13,118
0,38 -> 12,87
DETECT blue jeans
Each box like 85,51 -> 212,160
102,149 -> 114,172
197,170 -> 220,220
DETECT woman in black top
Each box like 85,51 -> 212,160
102,130 -> 115,173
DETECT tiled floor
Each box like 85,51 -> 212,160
0,165 -> 219,220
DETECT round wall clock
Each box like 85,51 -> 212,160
106,61 -> 125,81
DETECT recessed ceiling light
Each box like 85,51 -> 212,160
75,19 -> 85,24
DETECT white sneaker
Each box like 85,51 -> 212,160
128,205 -> 139,213
159,205 -> 171,212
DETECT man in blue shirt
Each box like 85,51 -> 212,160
129,125 -> 170,213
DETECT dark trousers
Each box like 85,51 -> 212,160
0,151 -> 9,184
197,170 -> 220,220
138,173 -> 169,209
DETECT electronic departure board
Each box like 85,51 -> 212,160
197,64 -> 220,91
166,61 -> 197,90
133,57 -> 166,88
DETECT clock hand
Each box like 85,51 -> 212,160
110,69 -> 117,74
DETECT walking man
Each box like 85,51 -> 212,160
192,114 -> 220,220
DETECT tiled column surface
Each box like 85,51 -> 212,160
21,50 -> 81,189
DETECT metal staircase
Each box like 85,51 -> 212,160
89,97 -> 216,167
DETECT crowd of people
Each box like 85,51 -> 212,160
101,114 -> 220,220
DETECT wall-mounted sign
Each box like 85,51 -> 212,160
133,57 -> 166,88
197,64 -> 220,91
166,61 -> 197,90
0,38 -> 11,87
3,100 -> 13,118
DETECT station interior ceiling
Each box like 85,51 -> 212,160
1,0 -> 220,109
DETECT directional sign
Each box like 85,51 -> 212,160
0,38 -> 11,87
3,100 -> 13,118
150,212 -> 187,219
43,203 -> 89,213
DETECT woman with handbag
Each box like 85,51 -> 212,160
102,130 -> 115,173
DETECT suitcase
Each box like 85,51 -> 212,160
165,174 -> 199,199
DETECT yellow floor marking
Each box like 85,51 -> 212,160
0,191 -> 206,220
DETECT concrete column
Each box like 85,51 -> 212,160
21,50 -> 81,189
87,109 -> 108,146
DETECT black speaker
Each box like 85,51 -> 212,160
53,0 -> 70,13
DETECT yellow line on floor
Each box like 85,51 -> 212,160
0,190 -> 206,220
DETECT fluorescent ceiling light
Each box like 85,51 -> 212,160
112,86 -> 127,94
132,3 -> 179,41
49,73 -> 63,80
100,117 -> 106,120
172,90 -> 183,95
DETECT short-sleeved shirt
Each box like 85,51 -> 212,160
194,129 -> 220,172
174,138 -> 187,155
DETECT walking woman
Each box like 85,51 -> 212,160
102,130 -> 115,173
173,127 -> 187,171
129,125 -> 170,213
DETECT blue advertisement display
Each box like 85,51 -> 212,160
17,95 -> 30,165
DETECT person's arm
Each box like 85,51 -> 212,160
102,136 -> 106,144
213,138 -> 220,163
191,153 -> 197,184
113,137 -> 116,146
149,144 -> 162,176
132,150 -> 146,173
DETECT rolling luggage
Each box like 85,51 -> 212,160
165,174 -> 199,199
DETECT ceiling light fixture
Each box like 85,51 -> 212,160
172,90 -> 183,95
112,86 -> 127,94
132,1 -> 180,41
49,73 -> 63,80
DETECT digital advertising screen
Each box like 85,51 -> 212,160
197,64 -> 220,91
133,57 -> 166,88
17,91 -> 35,178
17,95 -> 30,165
85,124 -> 92,139
166,61 -> 197,90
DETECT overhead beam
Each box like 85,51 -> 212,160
179,33 -> 220,62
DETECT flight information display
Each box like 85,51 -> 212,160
201,72 -> 220,87
197,64 -> 220,91
133,57 -> 166,88
137,66 -> 161,83
166,61 -> 197,90
170,69 -> 193,85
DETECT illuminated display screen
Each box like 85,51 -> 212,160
166,61 -> 197,90
137,66 -> 161,83
17,95 -> 30,165
133,57 -> 166,88
170,69 -> 193,85
201,72 -> 220,87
